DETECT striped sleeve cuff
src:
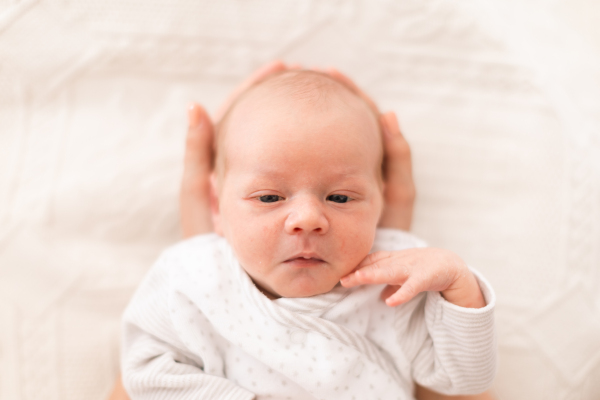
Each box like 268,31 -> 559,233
422,266 -> 497,394
427,267 -> 496,327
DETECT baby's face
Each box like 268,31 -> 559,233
215,76 -> 383,298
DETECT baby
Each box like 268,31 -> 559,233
121,71 -> 496,400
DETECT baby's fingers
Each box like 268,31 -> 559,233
384,279 -> 422,307
379,285 -> 400,302
380,283 -> 423,307
340,251 -> 409,287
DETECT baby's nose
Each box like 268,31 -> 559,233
284,197 -> 329,235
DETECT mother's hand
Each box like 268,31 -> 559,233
108,61 -> 492,400
378,110 -> 415,230
179,60 -> 287,238
179,61 -> 416,239
179,103 -> 214,237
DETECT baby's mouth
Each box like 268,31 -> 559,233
284,254 -> 325,267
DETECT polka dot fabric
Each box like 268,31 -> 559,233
122,229 -> 496,399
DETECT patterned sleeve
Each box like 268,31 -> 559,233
408,267 -> 497,395
121,252 -> 256,400
375,229 -> 497,394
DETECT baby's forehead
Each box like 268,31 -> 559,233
215,70 -> 382,178
237,70 -> 367,115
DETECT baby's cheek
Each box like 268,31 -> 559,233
259,221 -> 278,238
336,223 -> 375,268
246,219 -> 280,257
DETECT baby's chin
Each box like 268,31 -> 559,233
265,278 -> 339,299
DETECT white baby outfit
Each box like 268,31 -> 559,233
121,229 -> 496,400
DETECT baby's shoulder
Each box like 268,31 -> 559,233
166,232 -> 223,254
151,233 -> 233,291
155,233 -> 227,271
372,228 -> 428,253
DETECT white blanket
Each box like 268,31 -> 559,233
1,1 -> 599,399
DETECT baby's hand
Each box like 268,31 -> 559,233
340,248 -> 486,308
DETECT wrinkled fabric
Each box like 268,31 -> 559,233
122,229 -> 496,399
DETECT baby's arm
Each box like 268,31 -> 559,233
121,254 -> 254,400
340,248 -> 496,395
340,248 -> 485,308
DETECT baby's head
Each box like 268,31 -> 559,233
211,70 -> 384,298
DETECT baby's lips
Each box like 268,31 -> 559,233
284,257 -> 325,265
285,251 -> 324,262
286,256 -> 323,261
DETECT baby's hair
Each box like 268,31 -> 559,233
214,70 -> 383,182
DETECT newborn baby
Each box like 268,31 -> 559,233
121,71 -> 496,400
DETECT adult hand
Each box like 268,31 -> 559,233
180,62 -> 416,239
378,111 -> 415,230
180,60 -> 287,238
179,103 -> 214,237
109,61 -> 492,400
318,67 -> 415,230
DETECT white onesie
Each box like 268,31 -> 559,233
121,229 -> 496,400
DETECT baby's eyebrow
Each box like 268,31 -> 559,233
241,170 -> 374,191
249,167 -> 370,180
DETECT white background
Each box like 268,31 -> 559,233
0,1 -> 599,399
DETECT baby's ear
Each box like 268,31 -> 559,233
209,172 -> 223,236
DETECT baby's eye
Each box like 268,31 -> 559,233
327,194 -> 350,203
258,195 -> 282,203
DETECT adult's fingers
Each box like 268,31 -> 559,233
378,111 -> 415,230
184,103 -> 213,172
325,67 -> 380,116
107,376 -> 130,400
214,60 -> 287,122
381,112 -> 411,161
317,72 -> 416,231
180,103 -> 214,238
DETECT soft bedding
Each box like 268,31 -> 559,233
0,1 -> 599,399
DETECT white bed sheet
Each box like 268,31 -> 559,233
0,1 -> 599,399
